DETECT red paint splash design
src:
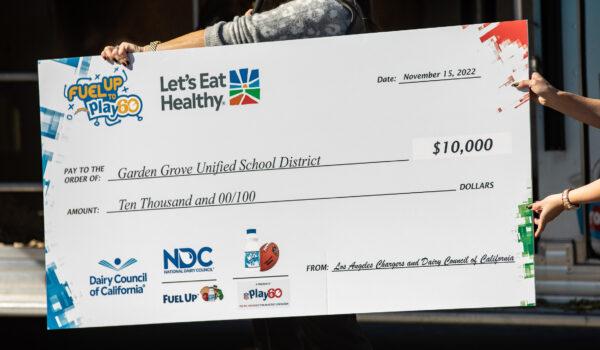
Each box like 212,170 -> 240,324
478,21 -> 530,112
480,20 -> 528,47
480,23 -> 492,30
514,93 -> 530,108
500,75 -> 516,88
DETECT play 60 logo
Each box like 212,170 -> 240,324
237,278 -> 290,308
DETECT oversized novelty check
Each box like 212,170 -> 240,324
39,20 -> 534,329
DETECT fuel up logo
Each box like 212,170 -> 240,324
65,71 -> 143,127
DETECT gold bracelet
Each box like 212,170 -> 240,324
146,41 -> 161,52
561,188 -> 579,210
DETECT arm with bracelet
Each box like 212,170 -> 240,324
515,73 -> 600,237
100,0 -> 363,66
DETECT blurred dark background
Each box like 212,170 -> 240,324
3,315 -> 600,348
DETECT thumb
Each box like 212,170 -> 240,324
514,80 -> 530,90
531,201 -> 543,213
534,216 -> 545,238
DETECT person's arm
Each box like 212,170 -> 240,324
516,72 -> 600,128
101,0 -> 351,66
156,30 -> 206,51
203,0 -> 351,46
100,29 -> 207,66
568,179 -> 600,205
516,73 -> 600,237
531,180 -> 600,238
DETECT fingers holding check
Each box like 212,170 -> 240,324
529,194 -> 564,238
100,42 -> 144,66
513,72 -> 557,106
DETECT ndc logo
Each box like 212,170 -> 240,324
98,257 -> 137,271
229,68 -> 260,105
163,247 -> 214,274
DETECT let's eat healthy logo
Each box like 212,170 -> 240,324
65,73 -> 143,127
229,68 -> 260,105
159,67 -> 261,111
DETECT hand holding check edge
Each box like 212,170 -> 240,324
515,73 -> 600,237
100,8 -> 255,66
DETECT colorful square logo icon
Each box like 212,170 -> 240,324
229,68 -> 260,105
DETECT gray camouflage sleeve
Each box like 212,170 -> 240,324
204,0 -> 352,46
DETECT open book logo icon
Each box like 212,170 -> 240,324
98,257 -> 138,271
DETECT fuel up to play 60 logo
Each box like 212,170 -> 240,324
66,72 -> 143,127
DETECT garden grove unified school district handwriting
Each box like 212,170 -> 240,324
116,155 -> 323,179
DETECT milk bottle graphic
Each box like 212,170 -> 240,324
244,228 -> 260,269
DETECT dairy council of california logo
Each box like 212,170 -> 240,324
90,257 -> 147,297
229,68 -> 260,105
65,70 -> 143,127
